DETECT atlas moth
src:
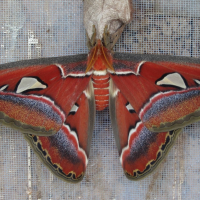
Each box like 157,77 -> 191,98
1,24 -> 200,183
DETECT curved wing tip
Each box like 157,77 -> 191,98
145,110 -> 200,133
57,172 -> 85,183
149,122 -> 189,133
124,169 -> 157,181
0,116 -> 58,136
23,133 -> 86,183
124,171 -> 146,181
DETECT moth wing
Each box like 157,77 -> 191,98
109,79 -> 181,180
0,55 -> 90,136
111,53 -> 200,132
24,80 -> 95,182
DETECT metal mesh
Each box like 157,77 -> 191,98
0,0 -> 200,199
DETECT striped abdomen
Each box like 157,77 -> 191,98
92,73 -> 110,111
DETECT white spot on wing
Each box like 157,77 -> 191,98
69,104 -> 79,114
194,79 -> 200,85
156,73 -> 186,89
126,103 -> 135,112
0,85 -> 8,91
16,77 -> 47,93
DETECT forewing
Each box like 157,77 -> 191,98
109,79 -> 181,180
0,54 -> 91,136
111,53 -> 200,132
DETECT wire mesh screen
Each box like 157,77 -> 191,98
0,0 -> 200,199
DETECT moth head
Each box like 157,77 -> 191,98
86,39 -> 114,73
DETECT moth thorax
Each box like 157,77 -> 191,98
93,56 -> 108,71
92,73 -> 110,111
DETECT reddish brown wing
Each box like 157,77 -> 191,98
0,54 -> 95,182
109,79 -> 181,180
0,55 -> 91,136
24,81 -> 95,182
111,53 -> 200,133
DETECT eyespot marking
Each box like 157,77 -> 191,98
126,102 -> 135,113
68,103 -> 79,115
156,73 -> 187,89
16,77 -> 47,93
194,79 -> 200,85
0,85 -> 8,91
